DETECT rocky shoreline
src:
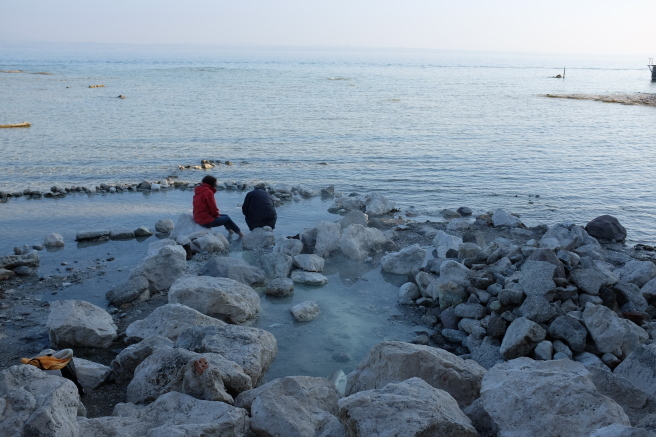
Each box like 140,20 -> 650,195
1,185 -> 656,436
545,93 -> 656,107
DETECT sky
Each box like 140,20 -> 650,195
1,0 -> 654,55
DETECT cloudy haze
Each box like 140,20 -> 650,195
2,0 -> 654,55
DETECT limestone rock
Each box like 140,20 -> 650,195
339,224 -> 390,261
125,303 -> 226,342
492,209 -> 522,227
583,303 -> 625,354
548,315 -> 588,352
129,244 -> 187,293
199,257 -> 265,286
291,270 -> 328,286
47,300 -> 117,349
168,275 -> 260,324
75,229 -> 110,241
615,260 -> 656,288
259,252 -> 294,279
155,218 -> 174,233
313,222 -> 342,258
273,238 -> 304,257
290,301 -> 320,322
339,378 -> 477,437
432,231 -> 463,258
74,358 -> 111,391
0,365 -> 82,437
499,317 -> 546,360
242,226 -> 275,250
345,341 -> 485,407
481,358 -> 630,437
105,275 -> 150,307
110,336 -> 174,383
380,244 -> 427,275
175,324 -> 278,387
126,346 -> 251,404
235,376 -> 342,437
363,193 -> 395,216
614,344 -> 656,398
264,277 -> 295,297
293,254 -> 325,272
44,233 -> 65,247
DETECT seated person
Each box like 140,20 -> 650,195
242,183 -> 277,231
193,175 -> 245,236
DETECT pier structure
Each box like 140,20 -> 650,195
649,58 -> 656,81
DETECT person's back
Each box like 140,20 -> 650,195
242,187 -> 277,230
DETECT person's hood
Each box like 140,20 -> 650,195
194,183 -> 216,195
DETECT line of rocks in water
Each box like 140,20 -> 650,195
545,93 -> 656,107
3,189 -> 656,436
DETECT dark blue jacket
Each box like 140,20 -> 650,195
242,188 -> 277,230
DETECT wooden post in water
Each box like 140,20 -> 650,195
649,58 -> 656,81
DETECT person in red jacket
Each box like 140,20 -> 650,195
193,175 -> 245,236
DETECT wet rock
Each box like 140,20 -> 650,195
492,209 -> 522,227
125,303 -> 226,342
399,282 -> 420,305
199,257 -> 265,286
313,222 -> 342,258
47,299 -> 117,349
481,358 -> 630,437
345,341 -> 485,407
363,193 -> 395,216
168,275 -> 260,324
258,252 -> 293,279
290,301 -> 320,322
133,225 -> 153,237
109,228 -> 135,240
291,270 -> 328,285
191,233 -> 228,253
339,378 -> 477,437
293,254 -> 325,272
339,224 -> 390,261
264,277 -> 295,297
129,244 -> 187,293
381,244 -> 427,275
585,215 -> 627,242
242,226 -> 275,250
273,238 -> 304,257
175,324 -> 277,386
44,232 -> 65,247
0,365 -> 82,437
106,275 -> 150,306
0,250 -> 40,269
155,218 -> 174,233
75,229 -> 110,241
339,210 -> 368,229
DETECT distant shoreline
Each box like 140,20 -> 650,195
545,93 -> 656,107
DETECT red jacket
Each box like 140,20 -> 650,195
193,183 -> 219,225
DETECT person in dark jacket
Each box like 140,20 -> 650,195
193,175 -> 245,236
242,184 -> 277,231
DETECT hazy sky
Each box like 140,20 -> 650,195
2,0 -> 654,55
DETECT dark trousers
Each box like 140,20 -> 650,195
201,214 -> 241,233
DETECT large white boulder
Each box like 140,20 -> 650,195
78,391 -> 250,436
129,244 -> 187,292
175,324 -> 277,387
259,252 -> 294,279
168,275 -> 260,324
481,358 -> 630,437
110,336 -> 174,383
363,193 -> 395,216
47,300 -> 117,349
339,377 -> 477,437
125,303 -> 226,342
314,222 -> 342,258
235,376 -> 342,437
242,226 -> 275,250
126,346 -> 252,404
339,224 -> 390,261
290,301 -> 320,322
380,244 -> 427,275
0,365 -> 82,437
432,231 -> 463,258
44,232 -> 65,247
345,341 -> 485,407
293,254 -> 325,272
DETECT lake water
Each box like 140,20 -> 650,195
1,46 -> 655,381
